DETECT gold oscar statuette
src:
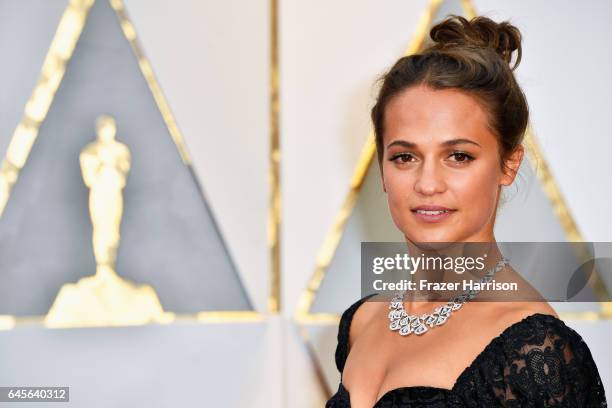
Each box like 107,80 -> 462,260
45,115 -> 173,328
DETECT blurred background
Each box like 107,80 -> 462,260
0,0 -> 610,406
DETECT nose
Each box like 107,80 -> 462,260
414,159 -> 446,196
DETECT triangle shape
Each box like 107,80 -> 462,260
302,0 -> 606,320
0,0 -> 252,316
299,0 -> 608,395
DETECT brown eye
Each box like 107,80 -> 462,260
449,152 -> 474,162
390,153 -> 415,164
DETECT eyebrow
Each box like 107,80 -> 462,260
386,138 -> 481,149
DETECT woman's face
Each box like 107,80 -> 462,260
381,84 -> 522,243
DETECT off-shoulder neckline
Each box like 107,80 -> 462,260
338,294 -> 571,406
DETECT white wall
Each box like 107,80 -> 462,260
1,0 -> 610,406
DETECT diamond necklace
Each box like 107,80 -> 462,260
388,257 -> 509,336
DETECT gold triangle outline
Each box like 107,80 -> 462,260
293,0 -> 445,399
0,0 -> 264,328
111,0 -> 260,316
109,0 -> 191,165
294,0 -> 611,325
0,0 -> 95,218
294,0 -> 442,325
295,0 -> 611,401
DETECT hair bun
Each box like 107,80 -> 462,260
429,15 -> 522,69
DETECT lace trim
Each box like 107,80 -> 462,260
331,295 -> 607,407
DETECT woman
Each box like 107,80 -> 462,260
325,15 -> 607,408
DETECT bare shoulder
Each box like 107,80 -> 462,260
348,294 -> 386,349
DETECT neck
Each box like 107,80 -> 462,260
401,240 -> 506,313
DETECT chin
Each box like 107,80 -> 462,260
404,230 -> 458,244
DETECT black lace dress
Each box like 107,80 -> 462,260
325,294 -> 607,407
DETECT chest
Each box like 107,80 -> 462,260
341,313 -> 490,406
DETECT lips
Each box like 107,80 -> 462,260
411,205 -> 456,223
412,205 -> 454,212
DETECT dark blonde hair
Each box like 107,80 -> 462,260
371,15 -> 529,173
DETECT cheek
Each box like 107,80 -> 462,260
383,168 -> 411,201
450,162 -> 500,214
382,169 -> 415,229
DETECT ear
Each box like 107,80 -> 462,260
500,145 -> 524,186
